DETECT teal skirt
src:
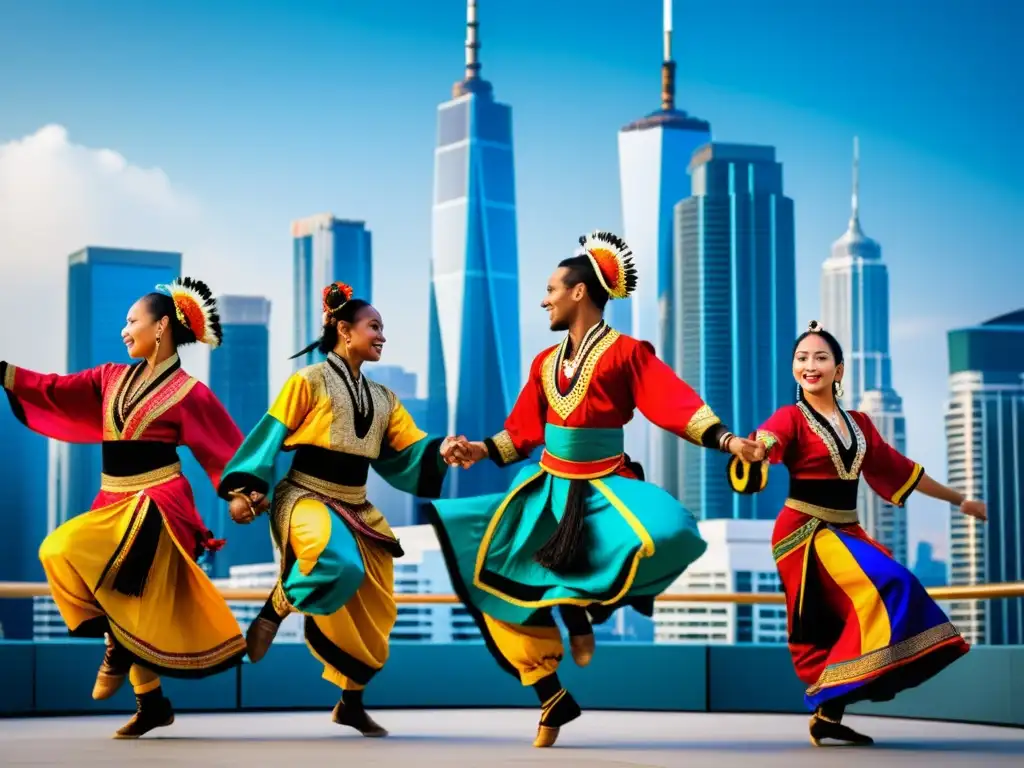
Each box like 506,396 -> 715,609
428,461 -> 708,628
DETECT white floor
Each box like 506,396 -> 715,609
1,709 -> 1023,766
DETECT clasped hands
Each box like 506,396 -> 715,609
728,433 -> 768,464
440,435 -> 487,469
228,489 -> 270,525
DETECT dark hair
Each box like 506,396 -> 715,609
557,255 -> 610,311
792,321 -> 844,403
289,297 -> 373,360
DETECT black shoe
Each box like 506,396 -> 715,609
332,690 -> 388,737
809,709 -> 873,747
113,689 -> 175,739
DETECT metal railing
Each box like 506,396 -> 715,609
1,581 -> 1023,604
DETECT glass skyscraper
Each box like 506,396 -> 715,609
945,310 -> 1024,645
673,143 -> 796,520
617,3 -> 712,488
200,295 -> 273,577
292,214 -> 372,369
821,139 -> 908,562
428,0 -> 521,498
0,405 -> 48,638
60,247 -> 181,524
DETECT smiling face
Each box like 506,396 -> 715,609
792,333 -> 843,400
340,305 -> 386,363
122,298 -> 170,360
541,267 -> 583,332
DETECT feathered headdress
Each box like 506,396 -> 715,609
155,277 -> 223,348
578,230 -> 638,300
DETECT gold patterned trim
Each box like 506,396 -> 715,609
287,469 -> 367,505
772,517 -> 820,562
100,496 -> 154,588
271,581 -> 294,617
109,617 -> 247,671
128,375 -> 198,440
796,402 -> 866,480
684,403 -> 722,443
2,363 -> 15,391
806,622 -> 964,695
100,463 -> 182,493
756,429 -> 779,451
785,498 -> 858,525
542,329 -> 620,421
490,429 -> 522,464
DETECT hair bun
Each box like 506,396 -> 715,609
807,320 -> 822,332
322,281 -> 354,313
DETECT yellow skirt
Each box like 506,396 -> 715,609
39,493 -> 246,677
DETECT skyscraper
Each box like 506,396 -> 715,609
617,0 -> 712,487
945,310 -> 1024,645
821,138 -> 909,563
673,143 -> 796,520
0,406 -> 48,638
202,295 -> 273,577
61,246 -> 181,524
292,215 -> 372,369
428,0 -> 521,497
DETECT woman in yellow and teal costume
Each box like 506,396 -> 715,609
217,282 -> 454,737
434,231 -> 767,748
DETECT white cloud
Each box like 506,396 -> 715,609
0,124 -> 204,375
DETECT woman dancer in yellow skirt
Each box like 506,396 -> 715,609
1,277 -> 247,738
219,281 -> 453,737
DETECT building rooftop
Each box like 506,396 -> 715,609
688,142 -> 777,171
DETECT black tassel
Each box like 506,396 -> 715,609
534,479 -> 590,575
111,503 -> 163,597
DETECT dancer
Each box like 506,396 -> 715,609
433,231 -> 766,748
218,281 -> 453,738
1,278 -> 247,738
728,320 -> 983,747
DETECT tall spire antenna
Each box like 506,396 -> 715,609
851,135 -> 861,226
465,0 -> 481,81
661,0 -> 675,111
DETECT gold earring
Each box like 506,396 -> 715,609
835,380 -> 845,399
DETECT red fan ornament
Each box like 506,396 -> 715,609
322,281 -> 354,314
155,277 -> 223,348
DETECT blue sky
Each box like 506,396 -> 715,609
1,0 -> 1021,560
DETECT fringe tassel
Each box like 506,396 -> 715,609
111,503 -> 163,597
534,479 -> 590,575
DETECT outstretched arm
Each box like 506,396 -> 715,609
443,351 -> 549,469
628,342 -> 765,462
0,361 -> 106,443
371,396 -> 450,498
857,412 -> 986,521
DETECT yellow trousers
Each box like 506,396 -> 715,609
483,614 -> 564,686
287,497 -> 397,691
38,493 -> 246,677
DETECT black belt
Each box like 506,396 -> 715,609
290,445 -> 370,488
788,477 -> 859,511
102,441 -> 180,477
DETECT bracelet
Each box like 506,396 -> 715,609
717,431 -> 735,453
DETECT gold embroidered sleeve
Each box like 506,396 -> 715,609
684,403 -> 725,446
484,429 -> 524,467
756,430 -> 779,451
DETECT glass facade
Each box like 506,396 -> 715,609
673,144 -> 796,520
291,216 -> 372,369
428,88 -> 521,499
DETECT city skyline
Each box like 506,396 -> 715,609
0,0 -> 1021,562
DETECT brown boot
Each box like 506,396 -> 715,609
93,633 -> 131,700
569,633 -> 595,667
113,689 -> 175,739
809,705 -> 874,747
246,593 -> 288,662
331,690 -> 388,737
